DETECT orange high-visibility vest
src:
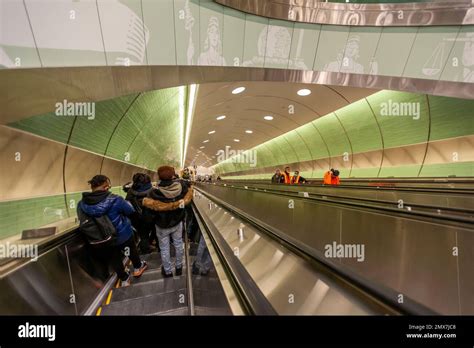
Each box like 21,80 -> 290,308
291,175 -> 301,184
282,172 -> 291,184
323,171 -> 332,185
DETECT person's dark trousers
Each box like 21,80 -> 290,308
92,237 -> 141,281
137,222 -> 153,254
107,245 -> 129,281
121,236 -> 141,267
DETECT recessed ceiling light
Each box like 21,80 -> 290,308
234,139 -> 240,142
208,130 -> 216,134
200,146 -> 205,149
232,87 -> 245,94
297,88 -> 311,96
216,115 -> 226,120
245,130 -> 253,134
203,140 -> 209,143
264,115 -> 273,121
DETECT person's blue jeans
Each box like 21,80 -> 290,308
156,223 -> 184,274
195,235 -> 212,273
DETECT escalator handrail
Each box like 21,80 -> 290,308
205,183 -> 474,225
0,226 -> 80,278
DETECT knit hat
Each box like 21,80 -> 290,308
157,166 -> 175,180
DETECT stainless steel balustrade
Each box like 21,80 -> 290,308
196,182 -> 474,315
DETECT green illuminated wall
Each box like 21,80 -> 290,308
1,86 -> 184,240
10,87 -> 183,170
213,91 -> 474,179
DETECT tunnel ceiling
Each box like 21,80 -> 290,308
186,81 -> 378,167
211,90 -> 474,179
8,87 -> 185,171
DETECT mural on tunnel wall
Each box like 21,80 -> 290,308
0,0 -> 472,84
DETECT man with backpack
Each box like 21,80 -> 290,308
143,166 -> 193,278
77,175 -> 148,287
123,173 -> 155,254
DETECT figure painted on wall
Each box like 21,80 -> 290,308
198,16 -> 226,66
422,32 -> 474,82
184,0 -> 196,65
242,25 -> 307,69
324,35 -> 369,74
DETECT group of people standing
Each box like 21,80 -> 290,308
271,167 -> 340,185
271,167 -> 307,184
77,165 -> 210,288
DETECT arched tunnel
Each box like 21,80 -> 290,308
0,0 -> 473,341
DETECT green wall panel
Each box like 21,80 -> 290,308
419,162 -> 474,177
69,94 -> 138,154
315,113 -> 352,158
337,98 -> 383,154
367,90 -> 429,148
428,96 -> 474,141
0,195 -> 67,240
214,91 -> 473,179
11,114 -> 74,144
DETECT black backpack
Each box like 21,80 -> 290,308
78,206 -> 117,246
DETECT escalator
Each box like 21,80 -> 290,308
96,234 -> 233,316
2,181 -> 470,315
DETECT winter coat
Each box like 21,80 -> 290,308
78,190 -> 134,245
143,180 -> 194,229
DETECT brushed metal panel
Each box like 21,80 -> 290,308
64,147 -> 103,193
194,191 -> 377,314
215,0 -> 474,26
339,209 -> 460,314
0,234 -> 109,315
423,135 -> 474,165
458,229 -> 474,314
0,126 -> 65,201
351,150 -> 384,171
197,183 -> 473,314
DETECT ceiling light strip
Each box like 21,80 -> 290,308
182,84 -> 198,168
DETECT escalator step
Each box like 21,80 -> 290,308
193,289 -> 232,309
194,306 -> 233,316
111,277 -> 186,302
133,269 -> 164,284
100,290 -> 187,316
149,307 -> 190,316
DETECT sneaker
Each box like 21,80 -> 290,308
200,270 -> 210,276
175,267 -> 182,276
133,261 -> 148,278
161,266 -> 173,278
121,274 -> 132,287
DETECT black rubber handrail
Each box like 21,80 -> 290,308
205,183 -> 474,226
192,202 -> 277,316
195,186 -> 439,316
217,183 -> 474,216
220,180 -> 474,194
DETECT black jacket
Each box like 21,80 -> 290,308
143,180 -> 190,229
271,174 -> 281,183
